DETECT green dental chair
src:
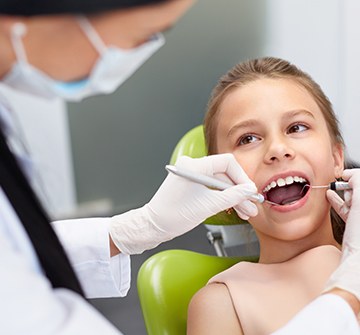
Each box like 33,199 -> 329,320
137,125 -> 259,335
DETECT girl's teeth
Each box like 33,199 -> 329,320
263,176 -> 307,193
277,178 -> 286,187
285,176 -> 294,184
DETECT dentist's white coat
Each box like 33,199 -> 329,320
0,187 -> 130,334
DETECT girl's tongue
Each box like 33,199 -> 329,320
266,183 -> 307,205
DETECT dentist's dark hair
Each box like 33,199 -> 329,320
204,57 -> 346,243
0,0 -> 169,16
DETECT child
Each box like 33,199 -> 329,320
187,57 -> 350,334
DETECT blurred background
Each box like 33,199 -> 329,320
1,0 -> 359,333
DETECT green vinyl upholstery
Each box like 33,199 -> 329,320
138,250 -> 257,335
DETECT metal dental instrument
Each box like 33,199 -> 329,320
165,165 -> 266,204
307,181 -> 351,191
300,181 -> 351,196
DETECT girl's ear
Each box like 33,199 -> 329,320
332,143 -> 344,178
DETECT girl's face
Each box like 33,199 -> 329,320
215,78 -> 343,248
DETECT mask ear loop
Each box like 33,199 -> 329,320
76,16 -> 107,56
10,23 -> 29,65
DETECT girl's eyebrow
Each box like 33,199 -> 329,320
227,119 -> 259,138
282,109 -> 315,121
227,109 -> 315,138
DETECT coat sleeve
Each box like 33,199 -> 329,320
0,225 -> 124,334
272,294 -> 360,335
52,217 -> 131,299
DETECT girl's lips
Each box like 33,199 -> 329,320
264,185 -> 311,213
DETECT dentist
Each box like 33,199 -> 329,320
0,1 -> 259,334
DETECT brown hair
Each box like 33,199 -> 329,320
204,57 -> 345,243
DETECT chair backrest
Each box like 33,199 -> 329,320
137,250 -> 257,335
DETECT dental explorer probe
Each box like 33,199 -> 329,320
310,181 -> 351,191
165,165 -> 265,203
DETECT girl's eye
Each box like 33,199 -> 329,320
238,134 -> 260,145
287,123 -> 308,134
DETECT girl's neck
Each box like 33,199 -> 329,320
256,224 -> 340,264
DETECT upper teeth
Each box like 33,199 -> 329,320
263,176 -> 307,193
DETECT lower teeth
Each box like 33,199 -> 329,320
280,200 -> 298,206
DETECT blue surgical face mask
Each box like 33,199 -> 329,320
3,17 -> 165,102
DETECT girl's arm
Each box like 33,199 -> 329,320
187,283 -> 243,335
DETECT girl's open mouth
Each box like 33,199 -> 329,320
263,175 -> 310,206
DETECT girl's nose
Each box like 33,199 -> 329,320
264,136 -> 295,164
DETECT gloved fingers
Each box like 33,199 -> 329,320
190,182 -> 259,222
174,155 -> 196,168
342,168 -> 360,181
228,182 -> 260,197
222,183 -> 259,218
344,190 -> 352,208
234,200 -> 258,219
342,168 -> 360,203
176,154 -> 255,186
209,153 -> 254,185
342,169 -> 360,191
174,155 -> 223,179
326,189 -> 349,221
233,208 -> 249,221
200,171 -> 233,186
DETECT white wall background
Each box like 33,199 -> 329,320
341,0 -> 360,162
264,0 -> 360,162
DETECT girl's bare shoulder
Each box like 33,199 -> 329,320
187,283 -> 243,335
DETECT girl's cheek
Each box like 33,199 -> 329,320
241,162 -> 257,180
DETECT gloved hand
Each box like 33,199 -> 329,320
110,154 -> 259,254
324,168 -> 360,301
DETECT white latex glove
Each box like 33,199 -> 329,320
110,154 -> 258,254
324,168 -> 360,301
